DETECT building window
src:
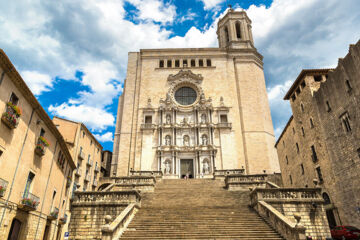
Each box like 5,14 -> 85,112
0,150 -> 3,158
300,164 -> 304,175
145,115 -> 152,124
341,112 -> 351,132
175,60 -> 180,67
282,141 -> 285,147
191,59 -> 196,67
183,59 -> 188,67
220,114 -> 228,123
300,103 -> 304,112
206,59 -> 211,67
296,143 -> 299,154
159,60 -> 164,68
301,81 -> 306,88
326,101 -> 331,112
311,145 -> 318,162
296,88 -> 301,95
292,127 -> 295,134
286,155 -> 288,165
310,118 -> 314,128
345,79 -> 352,92
224,27 -> 229,43
301,127 -> 305,136
82,131 -> 85,138
357,148 -> 360,158
57,151 -> 65,169
291,94 -> 296,101
9,93 -> 19,105
24,172 -> 35,197
316,166 -> 324,183
40,128 -> 45,137
175,87 -> 197,106
167,60 -> 172,68
314,75 -> 322,82
90,140 -> 93,146
235,22 -> 241,39
199,59 -> 204,67
289,175 -> 293,185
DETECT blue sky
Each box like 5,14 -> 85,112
0,0 -> 360,151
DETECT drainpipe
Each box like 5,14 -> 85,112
34,141 -> 58,239
0,107 -> 37,228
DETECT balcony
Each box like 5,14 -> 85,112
20,192 -> 40,211
217,122 -> 232,129
140,123 -> 156,130
35,136 -> 50,157
0,178 -> 9,198
94,165 -> 99,173
1,102 -> 21,129
92,179 -> 98,187
75,168 -> 82,177
59,214 -> 68,225
49,207 -> 59,220
78,151 -> 85,160
84,175 -> 91,182
86,159 -> 93,167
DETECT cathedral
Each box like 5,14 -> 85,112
112,9 -> 280,178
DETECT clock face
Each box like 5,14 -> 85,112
174,87 -> 197,106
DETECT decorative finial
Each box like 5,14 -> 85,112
228,4 -> 232,9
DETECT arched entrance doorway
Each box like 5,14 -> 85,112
323,192 -> 337,228
7,218 -> 22,240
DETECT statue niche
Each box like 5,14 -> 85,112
183,135 -> 190,146
201,113 -> 207,124
166,114 -> 171,124
202,158 -> 210,174
201,134 -> 208,145
164,159 -> 172,175
165,135 -> 171,146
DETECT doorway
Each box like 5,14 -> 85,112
7,219 -> 22,240
180,159 -> 194,178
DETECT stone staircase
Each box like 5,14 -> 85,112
121,179 -> 284,239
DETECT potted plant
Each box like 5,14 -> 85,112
35,136 -> 50,156
1,102 -> 22,129
0,185 -> 5,197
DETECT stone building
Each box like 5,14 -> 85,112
52,116 -> 103,238
0,49 -> 76,240
112,9 -> 280,178
101,150 -> 112,177
276,39 -> 360,228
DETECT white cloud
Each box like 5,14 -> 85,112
179,10 -> 197,23
94,132 -> 113,142
126,0 -> 176,24
200,0 -> 225,10
267,81 -> 292,101
21,71 -> 53,95
48,103 -> 115,131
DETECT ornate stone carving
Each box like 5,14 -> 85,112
201,134 -> 208,145
164,159 -> 172,175
183,135 -> 190,146
166,114 -> 171,124
168,70 -> 203,84
165,135 -> 171,146
202,159 -> 210,174
201,114 -> 207,124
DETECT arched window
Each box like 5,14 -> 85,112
322,193 -> 331,205
235,22 -> 241,39
224,27 -> 229,43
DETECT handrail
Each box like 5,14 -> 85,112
101,203 -> 140,240
256,201 -> 306,240
266,181 -> 280,188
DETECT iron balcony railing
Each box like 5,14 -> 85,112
21,192 -> 40,210
50,206 -> 59,219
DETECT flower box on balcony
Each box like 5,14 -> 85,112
1,102 -> 21,129
35,136 -> 50,156
49,207 -> 59,220
19,192 -> 40,212
59,214 -> 68,225
0,178 -> 8,198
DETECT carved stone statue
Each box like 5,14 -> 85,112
183,135 -> 190,146
220,96 -> 224,106
201,114 -> 207,124
166,114 -> 171,124
147,98 -> 152,108
165,135 -> 171,146
201,134 -> 208,145
165,160 -> 171,174
202,160 -> 210,174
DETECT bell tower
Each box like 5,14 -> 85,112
217,8 -> 255,49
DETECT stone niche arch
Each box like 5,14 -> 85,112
165,135 -> 171,145
202,158 -> 211,174
201,134 -> 208,145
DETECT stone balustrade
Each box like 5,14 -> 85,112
256,201 -> 306,240
130,170 -> 163,179
101,203 -> 140,240
225,174 -> 268,190
250,188 -> 323,204
250,187 -> 331,239
213,169 -> 245,180
71,190 -> 141,207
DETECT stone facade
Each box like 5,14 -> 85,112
276,39 -> 360,228
101,150 -> 112,177
112,9 -> 280,178
0,49 -> 76,240
52,117 -> 103,239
